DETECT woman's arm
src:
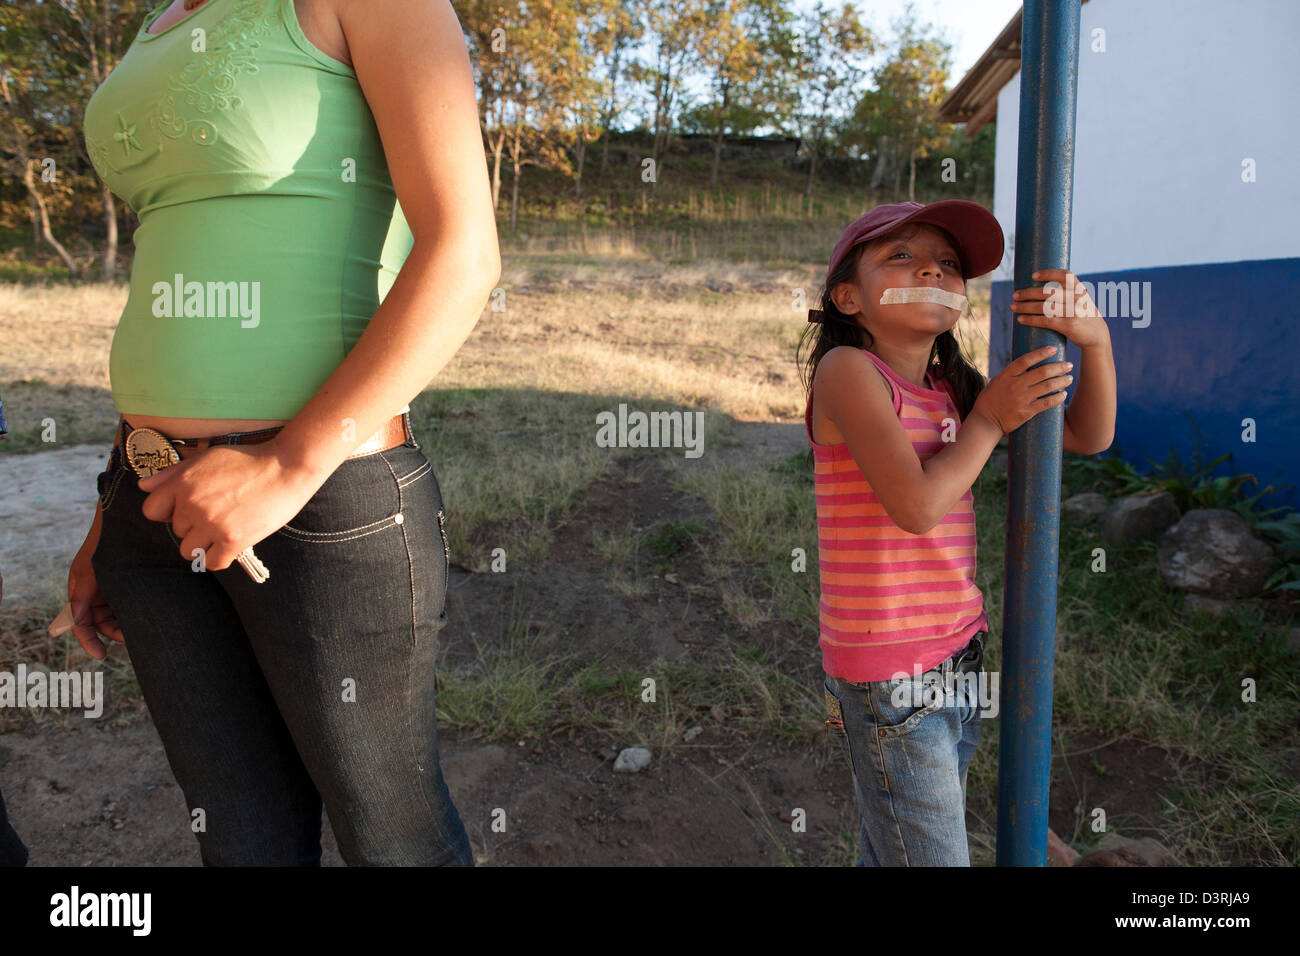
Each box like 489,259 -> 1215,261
135,0 -> 501,573
274,0 -> 501,479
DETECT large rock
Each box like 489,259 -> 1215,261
1157,509 -> 1280,597
1101,490 -> 1181,547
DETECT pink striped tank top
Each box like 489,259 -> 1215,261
805,348 -> 988,682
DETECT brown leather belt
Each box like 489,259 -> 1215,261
113,412 -> 411,464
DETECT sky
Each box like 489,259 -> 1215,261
810,0 -> 1026,80
663,0 -> 1025,129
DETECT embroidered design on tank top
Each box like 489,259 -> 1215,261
113,112 -> 143,156
88,0 -> 275,178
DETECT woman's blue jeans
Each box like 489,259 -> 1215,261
90,419 -> 472,866
823,634 -> 986,867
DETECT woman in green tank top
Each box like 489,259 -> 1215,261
66,0 -> 500,866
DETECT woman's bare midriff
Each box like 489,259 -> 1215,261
119,414 -> 291,438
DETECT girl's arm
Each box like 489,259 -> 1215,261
1061,337 -> 1116,455
816,347 -> 1001,535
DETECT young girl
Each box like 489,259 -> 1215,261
798,199 -> 1115,866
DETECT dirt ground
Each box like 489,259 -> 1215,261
0,441 -> 113,613
0,423 -> 1182,866
1,717 -> 859,866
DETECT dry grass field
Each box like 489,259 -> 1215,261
1,237 -> 1295,867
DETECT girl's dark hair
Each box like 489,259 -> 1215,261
797,223 -> 987,423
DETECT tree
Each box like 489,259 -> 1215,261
692,0 -> 790,189
461,0 -> 588,228
563,0 -> 623,198
585,0 -> 644,183
788,0 -> 875,201
460,0 -> 514,212
1,0 -> 144,278
847,2 -> 953,201
625,0 -> 709,192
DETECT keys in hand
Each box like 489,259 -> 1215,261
235,548 -> 269,583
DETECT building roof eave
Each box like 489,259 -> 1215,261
938,0 -> 1092,137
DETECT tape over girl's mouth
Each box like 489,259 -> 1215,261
879,286 -> 968,311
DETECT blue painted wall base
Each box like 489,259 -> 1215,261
992,256 -> 1300,511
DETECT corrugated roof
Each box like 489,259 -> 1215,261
938,0 -> 1093,135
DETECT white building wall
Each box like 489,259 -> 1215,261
990,0 -> 1300,280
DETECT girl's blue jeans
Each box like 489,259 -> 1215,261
823,632 -> 986,866
90,419 -> 472,866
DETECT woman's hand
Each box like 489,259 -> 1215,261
136,441 -> 322,572
1011,268 -> 1112,350
65,505 -> 124,660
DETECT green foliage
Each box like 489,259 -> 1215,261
1257,512 -> 1300,593
770,449 -> 814,480
1152,451 -> 1277,516
574,664 -> 640,700
1063,451 -> 1153,497
1067,443 -> 1291,522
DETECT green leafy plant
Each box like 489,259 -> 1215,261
1149,452 -> 1278,517
1256,512 -> 1300,593
1064,450 -> 1152,498
1067,435 -> 1291,522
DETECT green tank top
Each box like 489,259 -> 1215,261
83,0 -> 413,418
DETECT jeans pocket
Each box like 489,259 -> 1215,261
275,456 -> 405,542
869,672 -> 948,739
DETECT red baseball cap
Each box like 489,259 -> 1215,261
823,199 -> 1005,284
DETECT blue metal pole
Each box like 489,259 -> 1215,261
996,0 -> 1081,867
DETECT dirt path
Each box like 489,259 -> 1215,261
1,710 -> 868,866
0,443 -> 112,613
